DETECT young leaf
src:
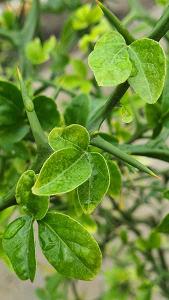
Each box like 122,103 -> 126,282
108,160 -> 122,198
128,38 -> 166,104
16,170 -> 49,220
38,212 -> 102,280
48,124 -> 90,152
88,31 -> 132,86
157,214 -> 169,233
34,95 -> 61,132
32,148 -> 92,196
77,152 -> 110,214
2,216 -> 36,281
64,94 -> 90,126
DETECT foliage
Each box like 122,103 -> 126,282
0,1 -> 169,299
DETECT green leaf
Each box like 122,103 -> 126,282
108,160 -> 122,198
48,124 -> 90,152
128,38 -> 166,104
157,214 -> 169,233
64,94 -> 90,126
161,59 -> 169,127
2,216 -> 36,281
26,38 -> 49,65
78,152 -> 110,214
0,89 -> 23,127
120,104 -> 134,124
0,81 -> 28,146
16,170 -> 49,220
88,31 -> 132,86
71,59 -> 87,79
164,190 -> 169,199
72,4 -> 102,30
0,124 -> 29,146
38,212 -> 102,280
32,148 -> 92,196
76,214 -> 98,234
36,273 -> 66,300
146,103 -> 161,128
34,95 -> 61,132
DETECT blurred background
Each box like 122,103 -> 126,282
0,1 -> 168,300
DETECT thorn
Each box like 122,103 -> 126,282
151,172 -> 161,180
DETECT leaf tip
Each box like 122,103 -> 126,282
151,172 -> 161,180
16,66 -> 22,82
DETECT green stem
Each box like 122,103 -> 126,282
91,136 -> 157,177
88,82 -> 129,131
149,5 -> 169,41
119,144 -> 169,163
17,68 -> 49,148
97,1 -> 135,44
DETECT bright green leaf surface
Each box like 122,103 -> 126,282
128,38 -> 166,104
108,160 -> 122,198
2,216 -> 36,281
88,31 -> 132,86
38,212 -> 101,280
33,148 -> 92,196
16,170 -> 49,220
78,152 -> 110,214
48,124 -> 90,151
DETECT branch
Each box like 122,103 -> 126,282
97,1 -> 135,44
91,136 -> 158,177
149,5 -> 169,41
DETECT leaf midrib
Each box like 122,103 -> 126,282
128,46 -> 152,101
42,221 -> 94,276
37,151 -> 90,191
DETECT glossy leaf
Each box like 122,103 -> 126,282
108,160 -> 122,198
78,152 -> 110,214
128,38 -> 166,104
38,212 -> 102,280
32,148 -> 92,196
2,216 -> 36,281
48,124 -> 90,152
34,95 -> 61,132
88,31 -> 132,86
16,170 -> 49,220
64,94 -> 90,126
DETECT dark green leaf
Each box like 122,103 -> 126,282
64,94 -> 90,126
2,216 -> 36,281
34,95 -> 61,132
157,214 -> 169,233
